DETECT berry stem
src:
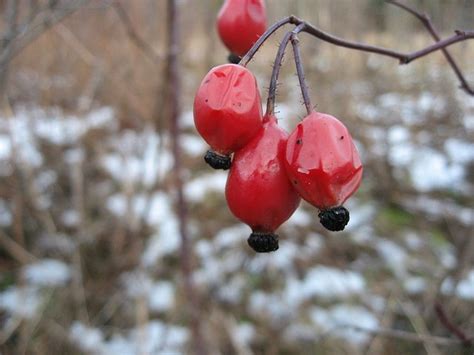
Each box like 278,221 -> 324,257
290,31 -> 312,116
266,23 -> 305,116
239,16 -> 294,67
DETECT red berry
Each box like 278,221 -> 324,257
194,64 -> 263,155
217,0 -> 267,57
225,115 -> 301,252
284,111 -> 363,230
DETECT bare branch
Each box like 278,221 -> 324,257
266,23 -> 305,116
165,1 -> 207,354
113,2 -> 162,64
240,9 -> 473,96
434,301 -> 473,347
386,0 -> 474,95
290,31 -> 312,115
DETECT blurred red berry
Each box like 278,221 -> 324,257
217,0 -> 267,57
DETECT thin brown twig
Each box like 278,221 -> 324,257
434,301 -> 473,347
290,32 -> 312,115
113,2 -> 162,64
266,23 -> 305,116
386,0 -> 474,95
344,324 -> 466,347
239,16 -> 293,66
0,229 -> 36,264
165,1 -> 207,354
240,12 -> 473,96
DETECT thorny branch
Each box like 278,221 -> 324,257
387,0 -> 473,95
434,301 -> 473,347
266,23 -> 305,116
112,2 -> 162,64
290,32 -> 312,115
241,4 -> 473,99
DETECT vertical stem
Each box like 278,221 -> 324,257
290,32 -> 312,115
266,23 -> 305,116
165,1 -> 206,354
239,16 -> 294,67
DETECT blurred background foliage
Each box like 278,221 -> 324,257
0,0 -> 473,354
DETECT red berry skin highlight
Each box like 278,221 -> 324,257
285,111 -> 363,210
217,0 -> 267,57
225,115 -> 300,235
194,64 -> 263,155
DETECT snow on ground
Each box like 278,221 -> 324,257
101,129 -> 173,187
310,304 -> 379,344
22,259 -> 71,287
285,266 -> 366,307
442,269 -> 474,300
0,286 -> 41,319
70,321 -> 189,355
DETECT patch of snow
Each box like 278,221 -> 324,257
61,209 -> 81,227
444,138 -> 474,164
456,270 -> 474,300
0,133 -> 12,160
0,199 -> 12,226
214,224 -> 249,249
184,171 -> 227,202
404,232 -> 424,251
22,259 -> 71,287
344,202 -> 376,231
70,322 -> 104,353
101,130 -> 172,187
285,266 -> 366,306
180,134 -> 207,156
409,148 -> 465,192
311,305 -> 379,344
249,291 -> 292,321
148,281 -> 175,312
0,286 -> 41,318
233,322 -> 255,347
70,321 -> 189,355
37,233 -> 76,255
404,276 -> 427,295
285,208 -> 312,227
375,239 -> 408,278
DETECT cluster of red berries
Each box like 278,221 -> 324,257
193,0 -> 363,253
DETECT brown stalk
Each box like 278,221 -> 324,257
165,1 -> 207,354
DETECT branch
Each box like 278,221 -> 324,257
240,10 -> 473,96
239,16 -> 293,66
266,23 -> 305,116
290,32 -> 312,115
386,0 -> 474,95
434,301 -> 473,347
165,1 -> 207,354
343,324 -> 466,347
112,2 -> 162,64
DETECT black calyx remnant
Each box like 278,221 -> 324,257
228,53 -> 241,64
248,232 -> 279,253
318,206 -> 350,231
204,150 -> 231,170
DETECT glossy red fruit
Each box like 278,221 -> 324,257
217,0 -> 267,57
194,64 -> 263,169
284,111 -> 363,231
225,115 -> 301,252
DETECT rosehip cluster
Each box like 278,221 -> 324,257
193,0 -> 363,253
193,64 -> 362,252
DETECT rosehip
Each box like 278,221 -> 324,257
194,64 -> 263,169
225,115 -> 301,252
284,111 -> 363,231
217,0 -> 267,58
